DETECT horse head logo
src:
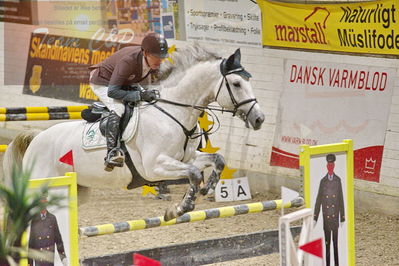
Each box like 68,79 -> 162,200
304,7 -> 331,29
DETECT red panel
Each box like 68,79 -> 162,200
354,146 -> 383,182
270,146 -> 299,169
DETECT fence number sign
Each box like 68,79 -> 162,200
215,177 -> 252,202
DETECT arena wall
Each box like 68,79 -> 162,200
1,21 -> 398,215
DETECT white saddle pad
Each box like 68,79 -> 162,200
82,107 -> 139,150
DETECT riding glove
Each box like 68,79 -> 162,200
140,90 -> 158,102
123,90 -> 141,103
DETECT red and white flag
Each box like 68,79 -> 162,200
59,150 -> 74,170
299,238 -> 323,259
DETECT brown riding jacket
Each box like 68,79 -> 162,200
89,46 -> 153,101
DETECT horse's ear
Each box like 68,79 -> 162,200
225,52 -> 235,70
233,48 -> 241,64
221,48 -> 247,76
225,49 -> 241,71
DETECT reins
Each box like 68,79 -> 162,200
154,98 -> 235,114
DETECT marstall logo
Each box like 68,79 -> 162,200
274,7 -> 330,44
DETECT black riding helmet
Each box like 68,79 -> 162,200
141,33 -> 169,58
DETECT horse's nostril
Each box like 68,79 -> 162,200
252,114 -> 265,130
256,115 -> 265,126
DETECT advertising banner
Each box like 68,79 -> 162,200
106,0 -> 162,37
34,1 -> 105,35
271,59 -> 395,182
162,12 -> 175,39
185,0 -> 262,47
258,0 -> 399,55
23,33 -> 132,103
0,0 -> 35,24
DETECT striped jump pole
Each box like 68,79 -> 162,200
79,197 -> 304,237
0,105 -> 88,114
0,145 -> 7,152
0,112 -> 82,121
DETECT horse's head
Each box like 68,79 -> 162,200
215,49 -> 265,130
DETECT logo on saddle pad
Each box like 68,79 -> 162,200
82,107 -> 139,150
86,129 -> 96,142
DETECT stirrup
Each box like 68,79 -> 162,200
104,148 -> 125,171
104,156 -> 125,171
104,162 -> 115,172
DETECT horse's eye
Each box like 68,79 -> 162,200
233,81 -> 240,87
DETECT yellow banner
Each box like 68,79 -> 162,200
258,0 -> 399,55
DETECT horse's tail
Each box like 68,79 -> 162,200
2,131 -> 38,184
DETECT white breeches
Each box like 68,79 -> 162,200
90,70 -> 125,117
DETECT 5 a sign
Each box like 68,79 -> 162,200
215,177 -> 252,202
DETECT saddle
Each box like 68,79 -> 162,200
81,103 -> 138,150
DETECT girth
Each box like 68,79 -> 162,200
122,141 -> 158,189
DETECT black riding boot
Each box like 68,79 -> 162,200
104,111 -> 124,171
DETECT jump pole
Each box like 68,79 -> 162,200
0,105 -> 88,114
0,105 -> 88,121
0,112 -> 83,121
79,197 -> 304,237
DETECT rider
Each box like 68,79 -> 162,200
89,32 -> 169,171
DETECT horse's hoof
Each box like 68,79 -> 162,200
200,187 -> 208,196
104,164 -> 114,172
164,204 -> 179,221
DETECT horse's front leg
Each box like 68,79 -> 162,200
151,154 -> 203,221
191,151 -> 226,196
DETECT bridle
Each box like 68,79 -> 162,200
155,60 -> 258,119
146,59 -> 259,154
215,59 -> 258,120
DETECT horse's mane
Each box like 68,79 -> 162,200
158,42 -> 222,87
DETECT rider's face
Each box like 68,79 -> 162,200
144,52 -> 163,70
